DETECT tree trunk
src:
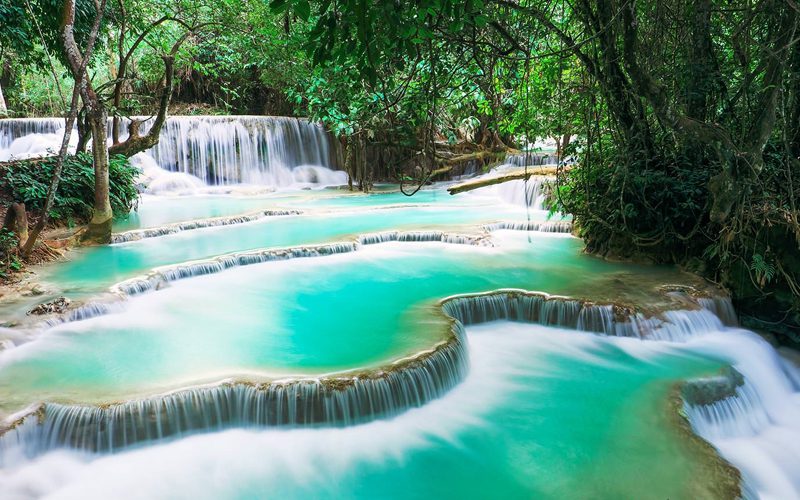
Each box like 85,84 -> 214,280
61,0 -> 112,244
83,106 -> 113,243
76,109 -> 92,154
3,203 -> 29,248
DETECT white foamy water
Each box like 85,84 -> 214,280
0,116 -> 349,191
680,328 -> 800,499
465,163 -> 553,210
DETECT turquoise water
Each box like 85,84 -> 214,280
1,233 -> 664,409
45,201 -> 555,292
0,186 -> 753,499
1,322 -> 726,499
113,193 -> 300,231
113,187 -> 476,232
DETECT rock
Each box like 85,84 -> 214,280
20,284 -> 46,297
28,296 -> 71,315
682,367 -> 745,406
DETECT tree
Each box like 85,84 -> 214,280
59,0 -> 114,243
19,1 -> 104,256
279,0 -> 799,335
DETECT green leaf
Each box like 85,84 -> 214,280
269,0 -> 288,13
295,0 -> 311,21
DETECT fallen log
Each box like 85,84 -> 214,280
447,166 -> 560,195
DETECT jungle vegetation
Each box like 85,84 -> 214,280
0,0 -> 798,339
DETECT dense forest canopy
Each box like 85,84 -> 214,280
0,0 -> 798,339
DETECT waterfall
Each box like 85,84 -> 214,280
0,117 -> 72,161
1,316 -> 468,457
0,291 -> 625,457
469,173 -> 554,210
484,221 -> 573,233
696,296 -> 739,326
113,242 -> 360,297
357,231 -> 489,246
0,118 -> 63,149
0,332 -> 468,456
0,116 -> 346,188
504,152 -> 558,166
138,116 -> 338,186
495,177 -> 552,209
680,327 -> 800,498
111,209 -> 302,243
441,291 -> 619,334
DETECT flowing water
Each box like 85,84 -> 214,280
1,116 -> 799,499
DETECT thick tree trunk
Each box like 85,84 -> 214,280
61,0 -> 112,244
83,107 -> 113,243
3,203 -> 29,248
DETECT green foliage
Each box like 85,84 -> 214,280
0,228 -> 20,277
0,153 -> 140,223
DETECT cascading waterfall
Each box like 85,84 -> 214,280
113,242 -> 360,297
0,117 -> 74,161
496,177 -> 552,209
139,116 -> 338,186
0,291 -> 626,457
0,334 -> 468,456
696,296 -> 739,327
27,235 -> 495,333
470,171 -> 554,209
0,116 -> 347,188
0,117 -> 63,150
357,231 -> 489,246
440,291 -> 621,335
483,221 -> 573,233
680,328 -> 800,498
504,152 -> 558,166
111,209 -> 303,243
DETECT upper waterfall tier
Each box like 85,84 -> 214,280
140,116 -> 336,185
0,116 -> 340,186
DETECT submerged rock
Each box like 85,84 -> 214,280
27,296 -> 71,315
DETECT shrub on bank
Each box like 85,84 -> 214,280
0,152 -> 140,226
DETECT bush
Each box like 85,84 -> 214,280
0,152 -> 140,225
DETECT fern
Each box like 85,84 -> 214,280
750,253 -> 776,287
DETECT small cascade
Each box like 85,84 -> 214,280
685,379 -> 771,440
696,296 -> 739,326
441,291 -> 617,335
111,209 -> 302,243
113,242 -> 359,297
0,117 -> 64,150
504,152 -> 558,166
0,118 -> 74,161
471,174 -> 554,210
576,304 -> 616,335
41,301 -> 127,329
357,231 -> 488,246
497,178 -> 552,210
613,309 -> 726,342
679,325 -> 800,498
484,221 -> 573,233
